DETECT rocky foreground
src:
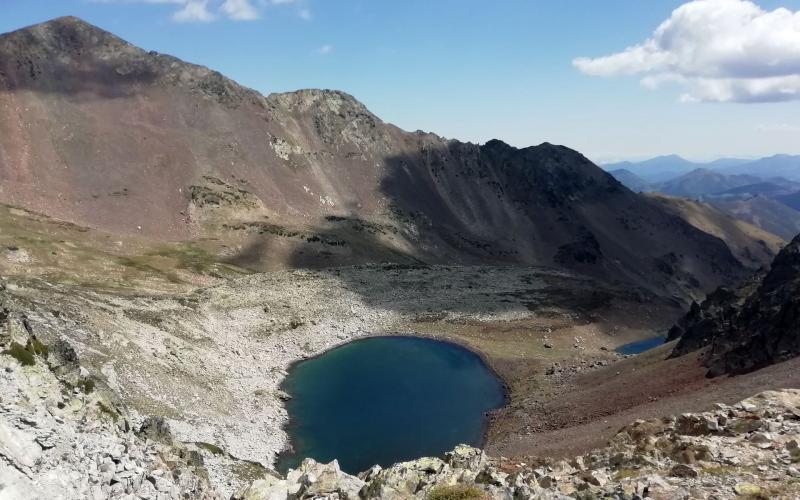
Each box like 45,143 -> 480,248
236,391 -> 800,500
3,308 -> 800,500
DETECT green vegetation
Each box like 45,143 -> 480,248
117,243 -> 247,284
77,378 -> 95,394
97,401 -> 120,421
231,460 -> 269,484
427,485 -> 486,500
148,244 -> 218,274
196,442 -> 225,456
701,465 -> 736,475
2,338 -> 49,366
613,469 -> 641,480
28,338 -> 49,357
2,341 -> 35,366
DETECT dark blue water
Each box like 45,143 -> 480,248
616,336 -> 667,355
276,336 -> 506,474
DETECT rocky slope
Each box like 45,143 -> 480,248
4,324 -> 800,500
646,193 -> 784,270
705,195 -> 800,241
671,233 -> 800,376
0,261 -> 680,497
0,291 -> 218,499
0,16 -> 754,301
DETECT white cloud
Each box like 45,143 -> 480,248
318,44 -> 333,55
220,0 -> 259,20
94,0 -> 306,23
173,0 -> 215,22
573,0 -> 800,103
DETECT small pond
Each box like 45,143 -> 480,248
276,336 -> 506,474
616,336 -> 667,355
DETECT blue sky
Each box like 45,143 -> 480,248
3,0 -> 800,162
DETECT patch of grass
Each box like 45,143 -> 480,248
97,401 -> 119,421
427,485 -> 486,500
231,460 -> 269,484
28,338 -> 49,357
614,469 -> 641,480
701,465 -> 736,475
1,339 -> 49,366
77,378 -> 95,394
149,244 -> 218,274
117,256 -> 163,274
2,341 -> 35,366
196,442 -> 225,456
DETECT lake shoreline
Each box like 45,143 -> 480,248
274,331 -> 510,473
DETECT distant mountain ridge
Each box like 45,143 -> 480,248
646,193 -> 784,270
651,168 -> 761,198
604,155 -> 701,184
723,155 -> 800,181
607,155 -> 800,239
608,169 -> 649,192
706,196 -> 800,240
604,154 -> 800,184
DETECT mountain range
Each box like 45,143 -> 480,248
0,16 -> 764,300
604,154 -> 800,184
1,16 -> 800,500
607,158 -> 800,239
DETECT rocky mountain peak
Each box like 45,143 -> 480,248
671,231 -> 800,376
1,15 -> 138,59
266,89 -> 376,118
0,16 -> 257,107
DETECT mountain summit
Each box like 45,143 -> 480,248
0,17 -> 751,299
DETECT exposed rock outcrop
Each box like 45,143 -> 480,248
671,234 -> 800,376
0,308 -> 219,499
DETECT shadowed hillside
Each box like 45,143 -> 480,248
0,16 -> 756,301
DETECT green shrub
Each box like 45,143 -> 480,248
97,401 -> 119,421
28,338 -> 49,357
77,378 -> 95,394
2,338 -> 49,366
2,341 -> 35,366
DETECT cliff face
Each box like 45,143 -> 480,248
0,17 -> 751,298
672,234 -> 800,376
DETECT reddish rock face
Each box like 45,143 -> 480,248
0,17 -> 749,298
